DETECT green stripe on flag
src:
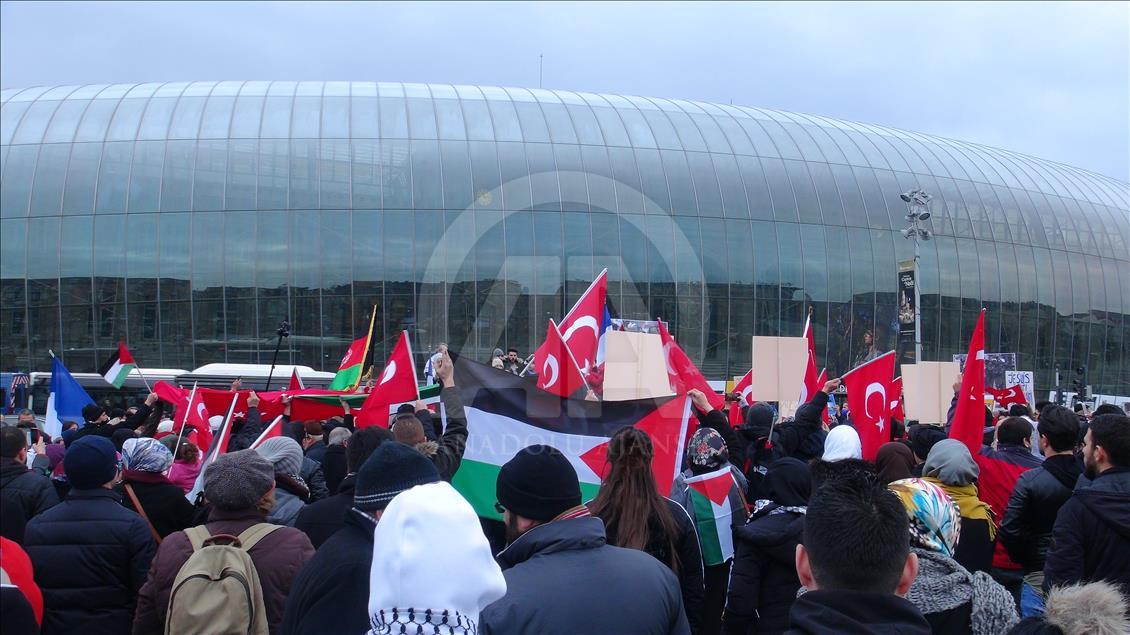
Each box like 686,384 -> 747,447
112,363 -> 135,388
452,458 -> 600,521
328,365 -> 363,391
689,488 -> 725,565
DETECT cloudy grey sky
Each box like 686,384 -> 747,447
3,1 -> 1127,181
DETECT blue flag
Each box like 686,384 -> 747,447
45,357 -> 95,439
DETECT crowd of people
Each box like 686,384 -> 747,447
2,351 -> 1129,635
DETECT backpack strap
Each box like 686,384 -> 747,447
183,526 -> 212,552
235,523 -> 283,551
124,483 -> 163,544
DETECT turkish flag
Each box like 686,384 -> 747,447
657,320 -> 725,412
801,317 -> 829,424
154,381 -> 213,451
950,310 -> 987,454
842,351 -> 896,461
730,368 -> 753,426
355,331 -> 420,428
890,376 -> 906,424
536,269 -> 607,377
248,415 -> 285,449
989,384 -> 1027,408
535,319 -> 588,398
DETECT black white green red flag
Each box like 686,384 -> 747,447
450,356 -> 691,520
684,466 -> 738,565
98,342 -> 136,388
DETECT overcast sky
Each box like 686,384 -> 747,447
3,1 -> 1127,181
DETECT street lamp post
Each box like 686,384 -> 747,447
900,190 -> 933,364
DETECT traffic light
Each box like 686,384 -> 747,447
1072,365 -> 1088,398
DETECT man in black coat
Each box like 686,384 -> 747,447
786,472 -> 929,634
294,427 -> 391,548
999,405 -> 1082,616
71,394 -> 158,443
281,442 -> 441,635
1043,414 -> 1130,593
0,427 -> 59,543
479,445 -> 690,635
772,379 -> 840,463
23,436 -> 156,634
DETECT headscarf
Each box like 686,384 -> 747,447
822,425 -> 862,461
888,478 -> 962,557
923,439 -> 996,540
763,458 -> 812,507
686,427 -> 728,473
876,442 -> 916,485
255,436 -> 304,476
45,443 -> 66,477
121,437 -> 174,473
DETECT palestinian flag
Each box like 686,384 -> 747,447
98,342 -> 136,388
450,356 -> 690,521
293,383 -> 442,420
328,336 -> 371,391
685,466 -> 737,565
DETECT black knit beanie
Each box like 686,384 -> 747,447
496,444 -> 581,521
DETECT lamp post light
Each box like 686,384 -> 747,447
900,189 -> 933,364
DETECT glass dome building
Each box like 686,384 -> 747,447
1,81 -> 1127,394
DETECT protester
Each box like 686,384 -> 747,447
24,436 -> 156,634
133,449 -> 314,634
876,442 -> 916,486
490,347 -> 505,370
390,353 -> 467,481
588,427 -> 704,630
822,425 -> 862,462
43,442 -> 69,502
772,378 -> 841,462
161,436 -> 202,494
1042,414 -> 1130,593
321,426 -> 350,495
999,405 -> 1083,617
908,424 -> 947,477
479,444 -> 690,634
502,347 -> 523,374
71,393 -> 158,442
889,478 -> 1019,634
300,421 -> 327,464
789,472 -> 929,633
115,437 -> 197,539
723,458 -> 812,635
0,427 -> 58,543
294,428 -> 391,548
922,439 -> 997,574
671,425 -> 750,635
1006,581 -> 1129,635
366,481 -> 505,634
1,536 -> 43,633
423,342 -> 447,385
283,442 -> 441,634
735,402 -> 777,499
255,437 -> 311,527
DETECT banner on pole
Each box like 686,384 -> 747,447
750,336 -> 808,417
897,260 -> 916,337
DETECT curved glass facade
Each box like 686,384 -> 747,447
1,81 -> 1127,394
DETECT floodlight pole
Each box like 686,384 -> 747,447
902,190 -> 932,364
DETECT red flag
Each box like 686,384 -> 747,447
950,310 -> 987,454
800,316 -> 821,403
356,331 -> 420,428
995,385 -> 1027,408
579,396 -> 692,497
536,269 -> 607,376
657,320 -> 725,411
535,319 -> 588,398
248,415 -> 285,450
288,368 -> 305,391
730,369 -> 753,426
186,394 -> 239,501
154,381 -> 213,452
890,376 -> 906,424
842,351 -> 897,461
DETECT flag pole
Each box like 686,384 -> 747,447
170,382 -> 198,466
133,364 -> 153,392
249,415 -> 285,450
356,304 -> 378,392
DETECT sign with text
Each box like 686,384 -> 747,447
1004,371 -> 1035,409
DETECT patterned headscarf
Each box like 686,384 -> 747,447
121,437 -> 174,473
687,427 -> 728,472
888,477 -> 962,557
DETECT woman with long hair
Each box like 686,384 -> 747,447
588,427 -> 704,632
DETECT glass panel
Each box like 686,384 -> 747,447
0,102 -> 31,144
94,142 -> 133,213
808,162 -> 845,226
350,95 -> 379,138
257,139 -> 289,210
157,212 -> 191,302
226,139 -> 257,211
13,100 -> 63,144
736,156 -> 773,221
406,95 -> 438,139
60,216 -> 92,305
73,98 -> 118,142
59,143 -> 99,215
460,97 -> 494,142
289,139 -> 319,209
126,140 -> 165,212
634,148 -> 669,215
661,150 -> 697,215
126,214 -> 158,303
785,160 -> 822,224
484,96 -> 522,142
581,98 -> 631,147
433,96 -> 467,140
379,92 -> 409,138
199,95 -> 236,138
321,96 -> 349,138
260,95 -> 293,138
761,157 -> 798,222
254,211 -> 288,297
29,144 -> 70,216
42,99 -> 90,143
168,96 -> 207,139
381,139 -> 411,208
351,139 -> 381,208
319,139 -> 351,209
136,97 -> 179,140
410,139 -> 442,209
440,140 -> 473,210
607,147 -> 641,214
193,139 -> 227,211
230,94 -> 265,138
290,96 -> 321,138
160,140 -> 195,212
525,143 -> 560,211
687,152 -> 722,217
93,215 -> 126,308
554,144 -> 588,212
468,141 -> 503,210
104,98 -> 146,141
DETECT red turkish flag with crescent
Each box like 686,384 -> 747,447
356,331 -> 420,428
950,310 -> 987,454
890,376 -> 906,424
535,269 -> 607,377
842,351 -> 896,461
657,320 -> 725,411
730,368 -> 754,426
535,320 -> 588,398
988,384 -> 1027,408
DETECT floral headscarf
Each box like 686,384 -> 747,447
121,437 -> 174,473
888,477 -> 961,557
687,427 -> 728,472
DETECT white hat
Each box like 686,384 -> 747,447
157,419 -> 175,434
367,482 -> 506,633
823,425 -> 863,462
208,415 -> 224,432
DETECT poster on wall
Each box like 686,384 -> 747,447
953,352 -> 1017,389
897,260 -> 916,337
1004,371 -> 1035,408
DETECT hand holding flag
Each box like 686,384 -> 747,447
842,351 -> 897,460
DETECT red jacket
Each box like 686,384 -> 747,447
1,536 -> 42,627
976,445 -> 1043,570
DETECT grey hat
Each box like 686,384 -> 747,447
203,449 -> 276,511
255,436 -> 304,475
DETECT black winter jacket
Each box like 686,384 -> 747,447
724,505 -> 806,635
0,457 -> 59,543
23,488 -> 156,634
428,388 -> 469,481
281,509 -> 374,635
784,589 -> 930,634
479,516 -> 690,635
320,445 -> 348,495
1043,467 -> 1130,591
300,457 -> 329,502
293,475 -> 355,549
115,470 -> 198,538
771,392 -> 829,463
71,403 -> 154,442
999,454 -> 1081,573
